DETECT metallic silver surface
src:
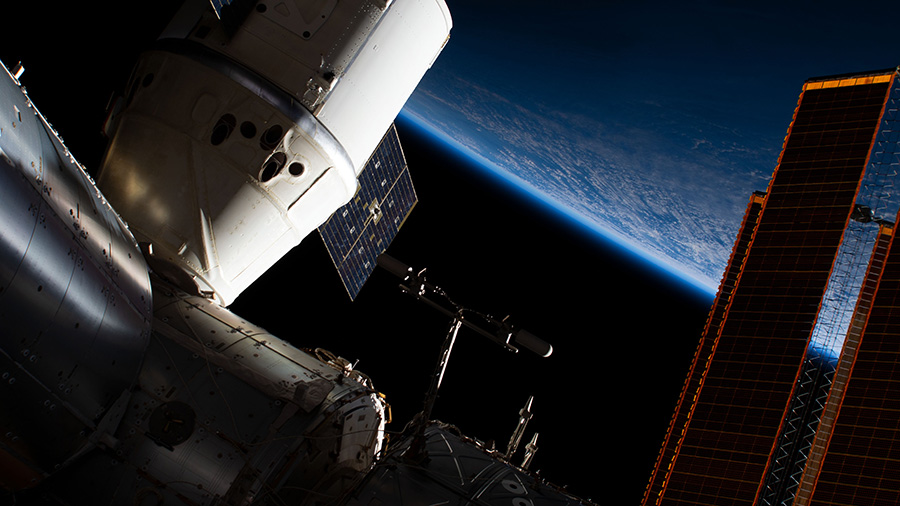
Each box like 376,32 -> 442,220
0,64 -> 152,489
343,424 -> 591,506
42,279 -> 387,505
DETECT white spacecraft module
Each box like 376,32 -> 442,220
1,1 -> 595,502
98,0 -> 452,304
0,0 -> 451,502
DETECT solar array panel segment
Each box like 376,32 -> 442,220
809,236 -> 900,505
318,125 -> 417,299
647,78 -> 891,506
642,194 -> 765,506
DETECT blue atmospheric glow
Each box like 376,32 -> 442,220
398,108 -> 717,300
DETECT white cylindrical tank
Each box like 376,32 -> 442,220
97,0 -> 451,305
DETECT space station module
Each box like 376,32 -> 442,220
0,0 -> 449,503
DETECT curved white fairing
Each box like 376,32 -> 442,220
97,0 -> 452,305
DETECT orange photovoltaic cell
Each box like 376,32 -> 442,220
640,70 -> 896,506
791,225 -> 895,506
801,224 -> 900,505
642,192 -> 765,506
804,73 -> 893,91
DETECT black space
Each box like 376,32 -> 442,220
231,122 -> 713,501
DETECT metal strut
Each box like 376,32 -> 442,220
376,254 -> 553,460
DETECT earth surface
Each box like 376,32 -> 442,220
402,0 -> 900,295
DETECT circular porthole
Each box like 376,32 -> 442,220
260,152 -> 287,182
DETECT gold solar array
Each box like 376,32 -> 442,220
642,72 -> 895,506
790,224 -> 894,506
805,226 -> 900,505
643,192 -> 765,506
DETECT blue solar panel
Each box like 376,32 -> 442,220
209,0 -> 233,19
318,124 -> 417,299
208,0 -> 254,35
